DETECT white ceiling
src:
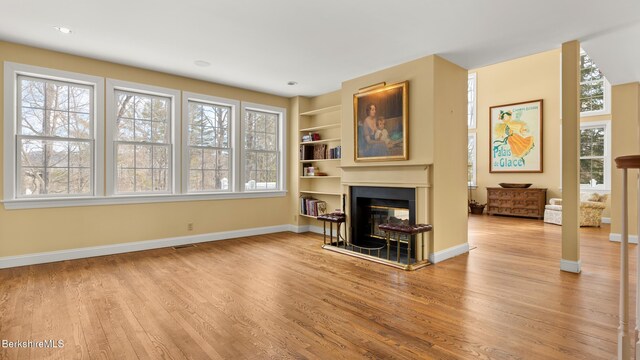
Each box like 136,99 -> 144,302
0,0 -> 639,97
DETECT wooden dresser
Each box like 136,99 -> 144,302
486,187 -> 547,219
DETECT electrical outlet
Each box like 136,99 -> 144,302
187,223 -> 194,231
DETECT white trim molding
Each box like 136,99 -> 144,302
579,120 -> 611,191
181,91 -> 240,194
2,190 -> 286,209
289,225 -> 324,235
240,101 -> 287,193
0,224 -> 293,269
610,233 -> 639,244
560,259 -> 582,273
105,78 -> 182,196
428,242 -> 470,263
4,61 -> 105,202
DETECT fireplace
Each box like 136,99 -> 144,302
350,186 -> 416,260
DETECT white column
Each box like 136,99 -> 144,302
620,168 -> 630,360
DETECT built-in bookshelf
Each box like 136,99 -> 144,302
297,103 -> 342,220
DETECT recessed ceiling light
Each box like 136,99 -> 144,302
194,60 -> 211,67
54,26 -> 72,34
287,81 -> 298,86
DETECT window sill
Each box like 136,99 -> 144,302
580,109 -> 610,118
559,187 -> 611,194
2,191 -> 287,210
579,187 -> 611,193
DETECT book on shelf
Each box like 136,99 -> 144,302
300,144 -> 329,160
328,145 -> 341,159
299,144 -> 315,160
299,196 -> 327,217
313,144 -> 327,159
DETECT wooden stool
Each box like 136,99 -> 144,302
615,155 -> 640,360
378,223 -> 432,266
317,212 -> 346,247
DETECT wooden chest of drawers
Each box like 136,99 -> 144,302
486,187 -> 547,219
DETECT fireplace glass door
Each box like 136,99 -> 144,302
368,205 -> 410,243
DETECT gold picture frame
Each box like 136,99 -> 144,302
353,81 -> 409,162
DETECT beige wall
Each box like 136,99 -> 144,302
432,56 -> 469,252
611,82 -> 640,236
470,49 -> 613,217
340,56 -> 435,167
340,55 -> 468,254
0,41 -> 292,258
470,49 -> 561,205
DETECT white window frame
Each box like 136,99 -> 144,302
182,92 -> 239,194
468,72 -> 477,129
3,62 -> 105,202
579,120 -> 611,191
579,51 -> 611,117
106,79 -> 181,196
2,66 -> 287,210
467,133 -> 477,187
240,102 -> 286,192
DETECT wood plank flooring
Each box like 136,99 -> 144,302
0,215 -> 630,359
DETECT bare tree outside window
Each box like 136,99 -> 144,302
18,76 -> 93,196
580,53 -> 606,113
114,90 -> 171,193
467,134 -> 476,186
243,109 -> 279,190
467,73 -> 476,129
187,101 -> 231,192
580,126 -> 605,186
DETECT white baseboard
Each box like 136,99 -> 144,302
602,217 -> 611,224
289,225 -> 324,235
428,242 -> 470,264
0,224 -> 293,269
560,259 -> 582,273
288,224 -> 307,233
609,233 -> 639,244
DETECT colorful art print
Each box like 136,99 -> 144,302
489,99 -> 543,173
353,81 -> 408,161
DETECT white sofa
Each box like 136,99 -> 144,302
543,193 -> 608,227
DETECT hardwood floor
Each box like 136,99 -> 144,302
0,215 -> 630,359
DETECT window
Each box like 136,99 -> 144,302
468,73 -> 477,129
106,80 -> 180,195
4,63 -> 286,209
183,93 -> 238,193
467,133 -> 476,186
4,62 -> 104,201
580,121 -> 611,190
580,52 -> 610,116
467,73 -> 477,186
241,103 -> 285,191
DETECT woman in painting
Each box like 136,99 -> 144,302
358,104 -> 388,157
494,110 -> 534,158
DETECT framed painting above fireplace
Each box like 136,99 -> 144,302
353,81 -> 409,162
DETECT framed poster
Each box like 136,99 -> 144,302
490,99 -> 543,173
353,81 -> 408,161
